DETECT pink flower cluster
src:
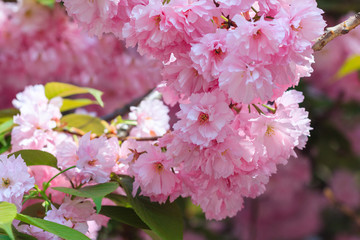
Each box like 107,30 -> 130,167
58,0 -> 325,220
0,0 -> 162,114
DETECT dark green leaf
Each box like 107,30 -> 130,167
105,193 -> 131,207
10,150 -> 58,168
60,114 -> 106,136
100,206 -> 150,229
15,214 -> 90,240
92,197 -> 103,214
120,177 -> 183,240
53,182 -> 119,198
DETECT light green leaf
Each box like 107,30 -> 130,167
120,177 -> 183,240
0,202 -> 17,240
53,182 -> 119,199
0,109 -> 19,124
10,150 -> 58,168
0,120 -> 13,136
45,82 -> 104,107
100,206 -> 150,230
60,114 -> 106,136
36,0 -> 55,7
15,214 -> 91,240
60,99 -> 96,112
336,55 -> 360,78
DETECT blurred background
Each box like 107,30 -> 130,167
1,0 -> 360,239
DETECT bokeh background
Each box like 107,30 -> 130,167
1,0 -> 360,239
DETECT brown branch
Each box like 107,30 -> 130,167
313,12 -> 360,51
323,187 -> 360,228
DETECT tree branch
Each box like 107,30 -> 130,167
313,12 -> 360,51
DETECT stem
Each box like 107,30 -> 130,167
262,104 -> 276,113
251,104 -> 264,115
47,166 -> 76,186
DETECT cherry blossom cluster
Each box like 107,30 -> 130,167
0,0 -> 162,114
60,0 -> 325,220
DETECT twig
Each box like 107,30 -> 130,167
323,187 -> 360,228
101,89 -> 155,121
313,12 -> 360,51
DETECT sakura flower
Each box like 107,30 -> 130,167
131,143 -> 180,203
174,90 -> 234,147
129,98 -> 170,137
330,170 -> 360,208
0,154 -> 35,210
76,132 -> 116,183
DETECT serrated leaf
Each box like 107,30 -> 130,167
0,202 -> 17,240
53,182 -> 119,198
120,177 -> 183,240
45,82 -> 104,107
100,206 -> 150,229
10,150 -> 58,168
60,99 -> 97,112
336,54 -> 360,78
60,114 -> 106,136
15,214 -> 90,240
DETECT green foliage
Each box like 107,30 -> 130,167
60,114 -> 106,136
336,55 -> 360,79
60,99 -> 98,112
0,202 -> 17,240
120,176 -> 184,240
100,206 -> 150,230
44,82 -> 104,110
10,150 -> 58,168
15,214 -> 91,240
53,182 -> 119,213
0,109 -> 19,124
36,0 -> 55,8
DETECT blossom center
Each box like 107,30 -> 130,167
154,15 -> 161,25
154,162 -> 164,173
2,178 -> 10,188
198,112 -> 209,124
253,29 -> 262,39
88,159 -> 97,166
265,125 -> 275,136
214,47 -> 223,55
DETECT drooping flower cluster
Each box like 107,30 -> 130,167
59,0 -> 325,220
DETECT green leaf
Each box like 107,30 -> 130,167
0,120 -> 13,136
10,150 -> 58,168
92,197 -> 103,214
0,202 -> 17,240
15,214 -> 91,240
36,0 -> 55,7
120,177 -> 183,240
60,99 -> 97,112
336,54 -> 360,78
53,182 -> 119,199
60,114 -> 106,136
45,82 -> 104,107
105,193 -> 131,207
0,109 -> 19,124
100,206 -> 150,229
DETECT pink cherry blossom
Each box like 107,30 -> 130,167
0,154 -> 35,210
